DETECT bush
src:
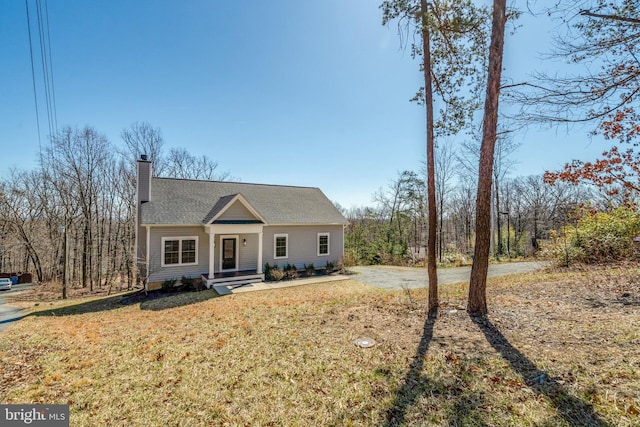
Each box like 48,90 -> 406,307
265,263 -> 284,281
181,276 -> 195,291
304,263 -> 315,276
264,262 -> 272,278
161,278 -> 177,292
546,207 -> 640,265
325,260 -> 335,273
284,264 -> 298,280
267,268 -> 285,281
342,252 -> 357,267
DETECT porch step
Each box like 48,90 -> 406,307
210,274 -> 264,284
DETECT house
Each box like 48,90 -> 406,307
135,156 -> 349,291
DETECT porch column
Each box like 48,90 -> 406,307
208,232 -> 215,279
257,232 -> 263,274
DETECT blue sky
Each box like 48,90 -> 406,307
0,1 -> 606,208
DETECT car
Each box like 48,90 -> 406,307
0,278 -> 12,291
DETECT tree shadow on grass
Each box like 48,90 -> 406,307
29,289 -> 221,316
383,313 -> 437,427
31,293 -> 138,316
138,289 -> 221,311
471,315 -> 613,427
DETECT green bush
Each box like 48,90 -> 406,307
304,263 -> 315,276
265,263 -> 285,281
546,207 -> 640,265
325,260 -> 335,273
181,276 -> 195,291
284,264 -> 298,280
264,262 -> 272,278
161,278 -> 177,292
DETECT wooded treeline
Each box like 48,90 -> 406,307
0,122 -> 229,291
342,143 -> 610,267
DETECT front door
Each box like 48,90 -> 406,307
222,238 -> 237,270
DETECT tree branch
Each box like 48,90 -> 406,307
579,10 -> 640,25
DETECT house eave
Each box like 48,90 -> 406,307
267,222 -> 349,226
140,223 -> 204,228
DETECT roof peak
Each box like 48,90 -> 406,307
152,176 -> 320,190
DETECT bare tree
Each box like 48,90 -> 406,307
165,147 -> 231,181
44,126 -> 112,291
120,122 -> 166,176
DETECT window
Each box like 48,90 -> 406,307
164,240 -> 179,265
274,234 -> 288,259
162,237 -> 198,266
317,233 -> 330,256
182,239 -> 196,264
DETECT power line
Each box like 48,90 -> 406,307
25,0 -> 42,148
26,0 -> 58,147
36,0 -> 54,138
44,0 -> 58,133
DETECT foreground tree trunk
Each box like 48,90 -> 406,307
468,0 -> 507,315
421,0 -> 438,316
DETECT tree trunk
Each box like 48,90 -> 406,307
62,223 -> 67,300
421,0 -> 438,316
82,221 -> 89,289
495,178 -> 502,258
468,0 -> 507,316
439,196 -> 444,263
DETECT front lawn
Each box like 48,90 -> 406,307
0,266 -> 638,426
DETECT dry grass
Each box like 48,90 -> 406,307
0,265 -> 639,426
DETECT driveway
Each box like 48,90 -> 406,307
349,261 -> 549,290
0,283 -> 34,331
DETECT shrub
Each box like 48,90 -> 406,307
181,276 -> 195,291
268,268 -> 285,281
342,252 -> 356,267
161,278 -> 177,292
194,278 -> 207,291
325,260 -> 335,273
264,262 -> 272,277
304,263 -> 315,276
265,263 -> 284,281
284,264 -> 298,280
546,206 -> 640,265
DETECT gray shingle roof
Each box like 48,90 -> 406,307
202,193 -> 239,224
140,178 -> 348,225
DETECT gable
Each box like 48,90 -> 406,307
216,200 -> 260,222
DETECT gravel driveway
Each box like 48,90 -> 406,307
349,261 -> 549,290
0,283 -> 34,332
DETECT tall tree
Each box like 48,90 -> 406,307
468,0 -> 508,315
382,0 -> 489,315
421,0 -> 439,315
44,126 -> 112,291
